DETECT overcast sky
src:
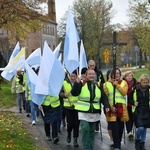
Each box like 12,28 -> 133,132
55,0 -> 129,25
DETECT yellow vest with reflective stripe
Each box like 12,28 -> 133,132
75,83 -> 101,112
27,86 -> 31,101
22,73 -> 27,91
15,77 -> 20,88
106,81 -> 126,105
42,96 -> 60,108
63,81 -> 78,108
132,89 -> 150,113
15,77 -> 23,93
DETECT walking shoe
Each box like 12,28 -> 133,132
135,140 -> 141,150
140,142 -> 147,150
32,120 -> 36,125
53,137 -> 59,144
26,113 -> 31,117
46,136 -> 52,141
66,132 -> 71,143
74,137 -> 79,147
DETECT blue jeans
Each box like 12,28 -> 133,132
136,127 -> 147,142
29,100 -> 40,121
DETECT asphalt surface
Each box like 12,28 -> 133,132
6,106 -> 150,150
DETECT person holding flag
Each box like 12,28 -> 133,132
32,41 -> 65,144
59,70 -> 80,147
87,60 -> 105,131
104,68 -> 129,150
38,94 -> 60,144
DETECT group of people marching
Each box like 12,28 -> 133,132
11,60 -> 150,150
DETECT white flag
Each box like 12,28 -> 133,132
35,41 -> 65,96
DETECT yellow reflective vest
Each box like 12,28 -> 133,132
27,86 -> 31,101
132,89 -> 150,113
106,81 -> 126,105
63,81 -> 78,108
42,96 -> 60,108
105,80 -> 129,122
75,83 -> 101,112
15,77 -> 24,93
22,72 -> 26,91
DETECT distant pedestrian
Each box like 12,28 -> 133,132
11,70 -> 26,113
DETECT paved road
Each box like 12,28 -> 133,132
14,108 -> 150,150
2,106 -> 150,150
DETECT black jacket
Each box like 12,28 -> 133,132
131,84 -> 150,128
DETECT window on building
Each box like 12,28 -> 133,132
50,27 -> 54,36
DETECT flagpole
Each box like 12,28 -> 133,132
41,109 -> 45,116
112,31 -> 116,106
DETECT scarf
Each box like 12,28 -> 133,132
126,80 -> 134,96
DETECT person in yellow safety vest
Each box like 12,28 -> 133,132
11,70 -> 26,113
59,70 -> 80,147
25,84 -> 31,117
88,60 -> 105,132
23,70 -> 29,113
104,68 -> 129,150
38,95 -> 60,144
130,74 -> 150,150
71,69 -> 110,150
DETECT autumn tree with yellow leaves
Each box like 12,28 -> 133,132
0,0 -> 48,40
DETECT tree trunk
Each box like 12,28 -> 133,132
139,49 -> 142,68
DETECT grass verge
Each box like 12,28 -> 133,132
0,82 -> 46,150
0,112 -> 45,150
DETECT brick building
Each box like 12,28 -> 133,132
0,0 -> 57,62
21,0 -> 57,56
